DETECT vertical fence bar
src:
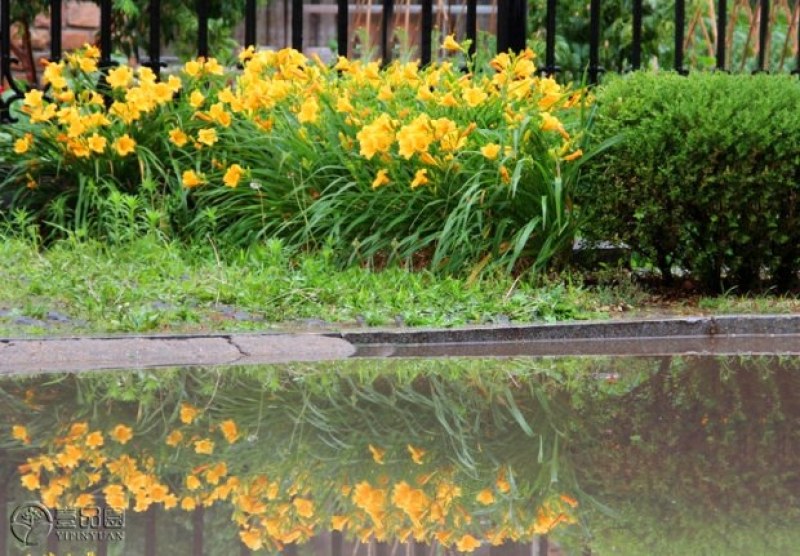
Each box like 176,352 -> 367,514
421,0 -> 433,64
245,0 -> 257,47
795,0 -> 800,75
198,0 -> 209,57
50,0 -> 62,61
675,0 -> 685,73
337,0 -> 348,57
716,0 -> 726,69
99,0 -> 113,66
757,0 -> 769,71
544,0 -> 558,74
380,0 -> 394,65
0,0 -> 24,122
291,0 -> 303,51
496,0 -> 527,54
147,0 -> 162,77
0,0 -> 11,93
497,0 -> 508,53
466,0 -> 477,58
589,0 -> 602,83
631,0 -> 642,70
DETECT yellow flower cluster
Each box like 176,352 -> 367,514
12,38 -> 584,199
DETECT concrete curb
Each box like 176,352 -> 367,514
1,314 -> 798,374
338,314 -> 800,345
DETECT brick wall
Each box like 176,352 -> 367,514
28,1 -> 101,63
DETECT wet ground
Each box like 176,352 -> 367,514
1,353 -> 798,555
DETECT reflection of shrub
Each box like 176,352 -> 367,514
2,41 -> 592,276
578,71 -> 800,292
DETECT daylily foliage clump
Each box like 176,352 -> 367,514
4,38 -> 590,274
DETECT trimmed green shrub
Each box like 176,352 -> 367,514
578,71 -> 800,292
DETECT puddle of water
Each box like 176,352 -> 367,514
1,355 -> 798,555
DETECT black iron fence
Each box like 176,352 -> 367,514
1,0 -> 800,120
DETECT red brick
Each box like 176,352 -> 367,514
30,28 -> 50,51
66,2 -> 100,29
62,29 -> 96,50
34,14 -> 51,29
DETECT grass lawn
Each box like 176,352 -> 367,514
1,235 -> 798,337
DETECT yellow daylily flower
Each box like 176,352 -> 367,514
182,170 -> 205,189
481,143 -> 501,160
411,169 -> 429,189
113,135 -> 136,157
442,34 -> 463,52
110,424 -> 133,444
223,164 -> 244,188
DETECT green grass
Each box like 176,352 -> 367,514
0,234 -> 608,336
2,234 -> 797,337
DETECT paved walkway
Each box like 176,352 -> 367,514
1,315 -> 799,374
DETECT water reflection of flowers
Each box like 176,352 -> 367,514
10,416 -> 579,552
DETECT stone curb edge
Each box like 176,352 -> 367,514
2,314 -> 799,346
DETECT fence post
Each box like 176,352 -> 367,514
291,0 -> 303,51
588,0 -> 603,83
716,0 -> 726,70
756,0 -> 769,72
543,0 -> 559,75
420,0 -> 433,65
0,0 -> 17,123
466,0 -> 477,58
197,0 -> 209,57
631,0 -> 642,70
99,0 -> 113,67
675,0 -> 686,74
245,0 -> 257,48
336,0 -> 348,57
50,0 -> 62,62
146,0 -> 163,78
496,0 -> 527,54
380,0 -> 394,65
795,2 -> 800,75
